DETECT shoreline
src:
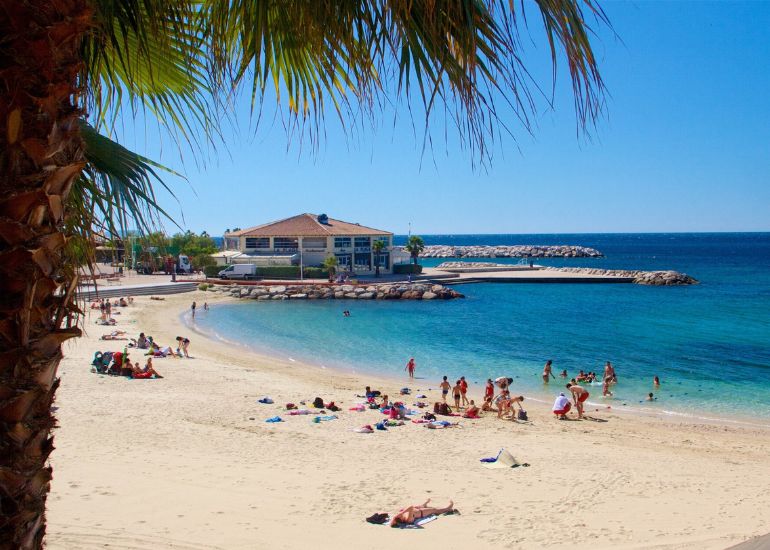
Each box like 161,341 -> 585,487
182,298 -> 770,431
46,291 -> 770,549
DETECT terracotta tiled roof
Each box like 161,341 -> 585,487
225,214 -> 392,237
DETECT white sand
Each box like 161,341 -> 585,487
46,292 -> 770,549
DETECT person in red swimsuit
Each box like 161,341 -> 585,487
566,383 -> 589,419
459,376 -> 469,406
405,357 -> 415,378
483,379 -> 495,411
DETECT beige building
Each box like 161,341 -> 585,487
224,213 -> 394,274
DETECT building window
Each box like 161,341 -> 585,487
374,236 -> 390,246
274,237 -> 298,250
375,253 -> 390,270
334,237 -> 351,249
245,237 -> 269,249
335,253 -> 351,267
354,237 -> 371,248
303,237 -> 327,249
354,252 -> 371,270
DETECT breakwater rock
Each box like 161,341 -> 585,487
417,245 -> 603,258
544,267 -> 699,286
437,261 -> 515,269
205,282 -> 465,300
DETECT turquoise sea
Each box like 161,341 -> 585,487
190,233 -> 770,423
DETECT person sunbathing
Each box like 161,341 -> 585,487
463,400 -> 480,418
101,330 -> 128,340
131,359 -> 163,379
390,499 -> 456,527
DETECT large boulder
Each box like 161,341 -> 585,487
422,291 -> 437,300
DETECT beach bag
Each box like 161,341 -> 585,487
312,397 -> 324,409
439,403 -> 452,416
433,402 -> 441,414
517,409 -> 528,421
423,412 -> 436,421
366,513 -> 389,525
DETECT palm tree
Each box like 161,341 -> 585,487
323,255 -> 339,282
0,2 -> 607,546
405,236 -> 426,266
372,239 -> 386,277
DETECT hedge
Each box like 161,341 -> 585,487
393,263 -> 423,274
203,265 -> 221,278
206,264 -> 330,279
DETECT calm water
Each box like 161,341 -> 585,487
191,233 -> 770,422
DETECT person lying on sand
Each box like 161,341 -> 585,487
389,499 -> 456,527
101,330 -> 128,340
131,359 -> 163,379
464,400 -> 480,418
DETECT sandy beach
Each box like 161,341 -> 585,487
46,291 -> 770,549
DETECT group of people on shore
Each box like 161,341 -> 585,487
402,357 -> 660,422
91,296 -> 133,325
92,330 -> 193,380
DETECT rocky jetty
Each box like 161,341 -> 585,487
437,261 -> 516,269
204,282 -> 465,300
544,267 -> 698,286
417,245 -> 603,258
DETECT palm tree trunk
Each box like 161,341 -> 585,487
0,1 -> 90,547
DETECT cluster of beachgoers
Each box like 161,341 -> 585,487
89,299 -> 193,379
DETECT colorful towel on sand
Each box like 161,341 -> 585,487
265,416 -> 282,423
312,415 -> 338,423
258,397 -> 274,404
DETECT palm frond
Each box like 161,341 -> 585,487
69,120 -> 181,244
201,0 -> 609,162
82,1 -> 218,153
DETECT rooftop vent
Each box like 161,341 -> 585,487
317,214 -> 329,225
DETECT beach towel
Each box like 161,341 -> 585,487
417,394 -> 427,398
349,404 -> 366,411
288,409 -> 311,415
354,425 -> 374,434
480,448 -> 520,469
312,415 -> 338,423
265,416 -> 283,423
258,397 -> 274,404
385,420 -> 404,427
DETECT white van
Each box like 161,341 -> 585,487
178,254 -> 193,274
218,264 -> 258,280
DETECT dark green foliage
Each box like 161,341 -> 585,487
393,263 -> 423,274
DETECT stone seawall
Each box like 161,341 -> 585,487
544,267 -> 698,285
204,282 -> 465,300
417,245 -> 603,258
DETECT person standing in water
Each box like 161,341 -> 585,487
405,358 -> 415,379
542,360 -> 555,383
191,301 -> 197,319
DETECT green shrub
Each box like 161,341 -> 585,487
393,263 -> 423,274
198,283 -> 209,291
255,266 -> 300,278
302,267 -> 330,279
203,265 -> 221,278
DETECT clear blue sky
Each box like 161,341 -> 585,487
118,1 -> 770,236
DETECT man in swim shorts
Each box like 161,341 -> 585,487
439,376 -> 451,403
552,392 -> 572,419
566,383 -> 589,419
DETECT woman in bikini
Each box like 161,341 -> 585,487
389,498 -> 456,527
